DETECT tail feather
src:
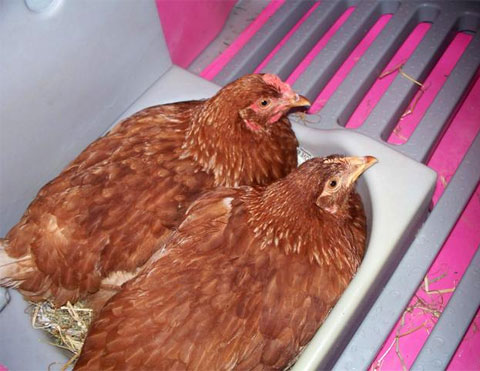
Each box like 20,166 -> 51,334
0,239 -> 35,288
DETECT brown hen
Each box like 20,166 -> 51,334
75,155 -> 377,370
0,73 -> 309,308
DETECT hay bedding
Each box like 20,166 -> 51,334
29,300 -> 93,369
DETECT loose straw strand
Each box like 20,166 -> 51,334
379,63 -> 426,119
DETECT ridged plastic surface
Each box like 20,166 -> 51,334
198,0 -> 480,368
412,247 -> 480,370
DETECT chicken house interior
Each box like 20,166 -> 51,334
1,0 -> 479,370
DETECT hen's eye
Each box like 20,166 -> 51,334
260,99 -> 269,107
328,178 -> 339,189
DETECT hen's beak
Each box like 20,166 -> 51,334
344,156 -> 378,184
288,94 -> 311,108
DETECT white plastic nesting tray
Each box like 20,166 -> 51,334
123,81 -> 438,370
0,1 -> 436,370
0,70 -> 437,370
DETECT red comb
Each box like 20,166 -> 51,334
262,74 -> 293,95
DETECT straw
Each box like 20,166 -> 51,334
379,63 -> 427,119
29,300 -> 93,364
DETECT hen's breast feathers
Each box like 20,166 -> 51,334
5,102 -> 212,304
184,112 -> 298,188
75,187 -> 363,370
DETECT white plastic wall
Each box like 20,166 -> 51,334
0,0 -> 171,235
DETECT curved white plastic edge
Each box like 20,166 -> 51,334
291,123 -> 437,370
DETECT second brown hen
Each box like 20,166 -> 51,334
75,155 -> 377,370
0,73 -> 309,308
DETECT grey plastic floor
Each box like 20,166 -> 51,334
190,0 -> 480,369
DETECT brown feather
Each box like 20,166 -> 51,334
75,156 -> 374,370
0,74 -> 302,307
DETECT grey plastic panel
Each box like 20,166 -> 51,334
400,32 -> 480,162
0,0 -> 171,236
291,0 -> 388,101
321,1 -> 419,127
213,0 -> 315,85
358,13 -> 458,140
412,247 -> 480,371
258,0 -> 348,80
189,0 -> 271,76
333,132 -> 480,370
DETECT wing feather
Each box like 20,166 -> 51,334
4,102 -> 212,305
75,187 -> 332,370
